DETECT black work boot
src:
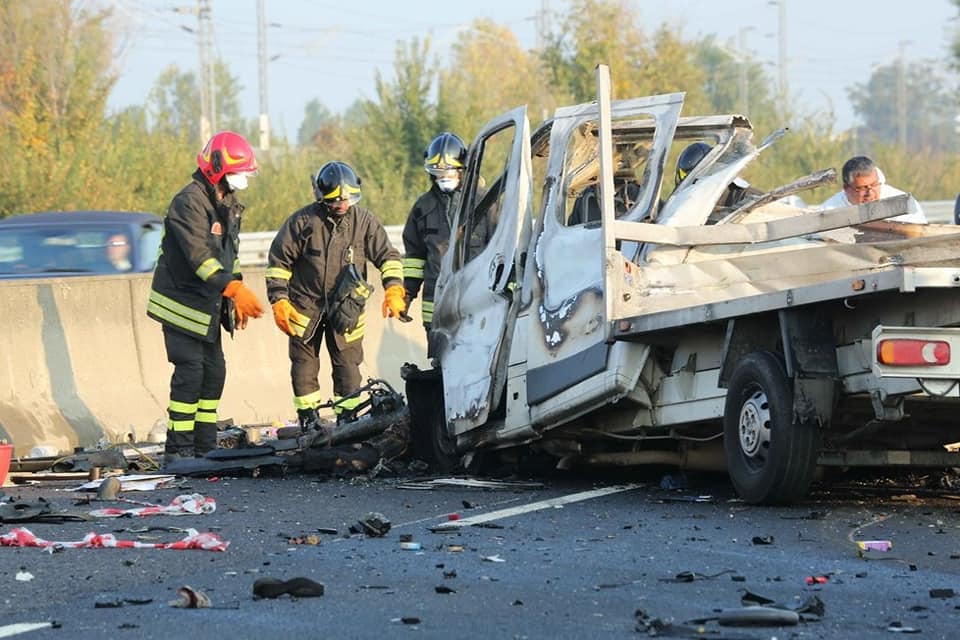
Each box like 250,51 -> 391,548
163,430 -> 195,465
194,422 -> 218,457
297,408 -> 321,433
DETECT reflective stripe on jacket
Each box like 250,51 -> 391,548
402,184 -> 490,324
265,202 -> 402,342
147,170 -> 244,342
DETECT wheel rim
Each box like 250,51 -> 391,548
738,387 -> 771,468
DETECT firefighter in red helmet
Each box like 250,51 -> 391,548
147,131 -> 265,465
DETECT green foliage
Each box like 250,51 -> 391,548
5,0 -> 960,228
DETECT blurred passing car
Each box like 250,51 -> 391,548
0,210 -> 163,279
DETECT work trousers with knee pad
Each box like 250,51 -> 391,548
289,320 -> 363,410
163,326 -> 225,456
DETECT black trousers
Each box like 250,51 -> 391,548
289,320 -> 363,407
162,326 -> 225,455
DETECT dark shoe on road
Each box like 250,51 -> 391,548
253,577 -> 325,598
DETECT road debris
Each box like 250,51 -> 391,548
253,577 -> 325,598
396,477 -> 544,491
350,512 -> 391,537
0,527 -> 229,551
97,476 -> 121,500
886,621 -> 921,633
857,540 -> 893,552
70,474 -> 178,493
88,494 -> 216,518
169,586 -> 211,608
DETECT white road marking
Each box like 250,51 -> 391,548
430,483 -> 644,531
0,623 -> 53,639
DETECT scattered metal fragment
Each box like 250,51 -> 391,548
929,588 -> 955,598
751,535 -> 774,545
353,512 -> 391,537
434,585 -> 456,594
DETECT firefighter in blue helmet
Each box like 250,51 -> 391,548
266,161 -> 406,430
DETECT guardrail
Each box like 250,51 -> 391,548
238,201 -> 955,267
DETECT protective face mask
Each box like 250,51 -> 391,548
436,177 -> 459,193
225,173 -> 249,191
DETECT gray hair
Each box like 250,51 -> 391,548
841,156 -> 878,186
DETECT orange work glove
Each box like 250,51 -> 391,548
381,284 -> 408,319
223,280 -> 264,326
272,299 -> 307,336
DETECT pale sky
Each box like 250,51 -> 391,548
108,0 -> 958,140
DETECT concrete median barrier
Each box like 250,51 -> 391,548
0,268 -> 429,457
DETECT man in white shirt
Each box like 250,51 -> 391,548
820,155 -> 926,223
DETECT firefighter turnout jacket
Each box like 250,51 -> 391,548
147,169 -> 244,341
402,184 -> 490,325
265,202 -> 403,343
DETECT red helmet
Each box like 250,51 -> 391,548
197,131 -> 258,186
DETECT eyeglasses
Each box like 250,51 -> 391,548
846,181 -> 881,195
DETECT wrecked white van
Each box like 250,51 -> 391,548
403,66 -> 960,504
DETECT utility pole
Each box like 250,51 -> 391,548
198,0 -> 216,141
257,0 -> 270,150
776,0 -> 788,114
897,40 -> 909,150
767,1 -> 788,114
738,27 -> 754,114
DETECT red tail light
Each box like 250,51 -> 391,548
877,339 -> 950,366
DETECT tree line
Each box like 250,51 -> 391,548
2,0 -> 959,230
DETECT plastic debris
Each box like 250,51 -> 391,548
400,541 -> 421,551
805,575 -> 829,585
752,535 -> 775,545
929,588 -> 955,598
15,569 -> 34,582
89,494 -> 216,518
0,526 -> 228,551
481,554 -> 506,563
857,540 -> 893,552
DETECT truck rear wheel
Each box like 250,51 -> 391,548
402,364 -> 461,472
723,351 -> 819,504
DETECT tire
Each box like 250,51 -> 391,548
723,351 -> 820,504
402,365 -> 461,472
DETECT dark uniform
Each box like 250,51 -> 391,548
265,203 -> 403,413
147,169 -> 244,457
402,184 -> 494,330
401,184 -> 459,329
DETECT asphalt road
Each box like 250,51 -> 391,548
1,468 -> 958,639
